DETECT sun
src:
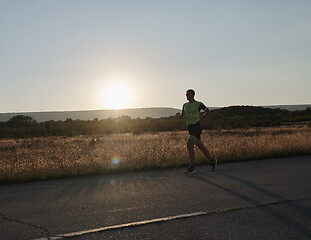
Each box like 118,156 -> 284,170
102,83 -> 131,109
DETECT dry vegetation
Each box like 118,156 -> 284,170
0,126 -> 311,183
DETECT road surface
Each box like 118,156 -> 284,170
0,156 -> 310,239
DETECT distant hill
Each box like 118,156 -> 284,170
263,104 -> 311,111
212,106 -> 285,117
0,104 -> 310,122
211,105 -> 311,117
0,108 -> 181,122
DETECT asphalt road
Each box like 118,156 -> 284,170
0,156 -> 310,240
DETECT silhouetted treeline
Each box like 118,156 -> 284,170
203,106 -> 311,129
0,106 -> 310,138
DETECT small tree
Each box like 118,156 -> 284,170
6,115 -> 38,128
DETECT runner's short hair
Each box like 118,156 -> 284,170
186,89 -> 195,96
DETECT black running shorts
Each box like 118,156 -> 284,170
187,121 -> 202,140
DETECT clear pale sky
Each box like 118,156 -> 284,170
1,0 -> 310,112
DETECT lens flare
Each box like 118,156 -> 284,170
111,154 -> 121,165
110,178 -> 117,186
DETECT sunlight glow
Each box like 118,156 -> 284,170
102,82 -> 132,109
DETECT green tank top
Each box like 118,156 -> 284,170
182,101 -> 207,125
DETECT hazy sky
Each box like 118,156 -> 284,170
1,0 -> 310,112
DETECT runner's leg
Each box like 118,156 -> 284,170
187,138 -> 195,166
196,141 -> 212,162
196,141 -> 217,171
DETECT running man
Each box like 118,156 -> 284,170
180,89 -> 217,173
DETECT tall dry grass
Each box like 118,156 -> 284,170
0,126 -> 310,183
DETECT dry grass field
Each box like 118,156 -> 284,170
0,126 -> 310,183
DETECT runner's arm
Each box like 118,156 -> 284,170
180,107 -> 185,119
199,103 -> 209,119
201,108 -> 209,119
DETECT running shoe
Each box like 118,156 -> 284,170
184,165 -> 196,174
211,158 -> 217,172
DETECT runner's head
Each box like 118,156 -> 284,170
186,89 -> 195,101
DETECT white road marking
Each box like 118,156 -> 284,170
107,206 -> 140,213
34,197 -> 309,240
33,211 -> 207,240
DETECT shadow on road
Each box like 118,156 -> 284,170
188,173 -> 311,237
221,172 -> 311,218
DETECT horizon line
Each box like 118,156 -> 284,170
1,104 -> 311,114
